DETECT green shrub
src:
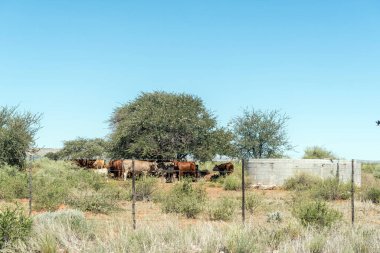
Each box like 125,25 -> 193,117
293,200 -> 342,228
207,197 -> 236,221
283,173 -> 321,191
32,175 -> 68,211
267,211 -> 282,223
309,234 -> 326,253
161,180 -> 207,218
0,166 -> 28,200
34,209 -> 90,237
363,187 -> 380,204
0,206 -> 32,249
311,178 -> 351,201
223,175 -> 241,191
66,188 -> 118,214
133,177 -> 158,201
245,192 -> 263,214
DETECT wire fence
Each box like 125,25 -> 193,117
24,157 -> 380,229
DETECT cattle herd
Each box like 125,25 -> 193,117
72,158 -> 234,182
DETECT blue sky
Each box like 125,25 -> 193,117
0,1 -> 379,160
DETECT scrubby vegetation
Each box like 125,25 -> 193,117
0,206 -> 32,249
292,200 -> 342,228
160,180 -> 207,218
283,173 -> 321,191
207,197 -> 237,221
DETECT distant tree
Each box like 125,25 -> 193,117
230,109 -> 292,159
44,152 -> 60,161
58,138 -> 108,159
109,91 -> 234,161
0,106 -> 42,168
303,146 -> 337,159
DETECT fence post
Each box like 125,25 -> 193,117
351,159 -> 355,225
132,159 -> 136,230
242,159 -> 246,224
28,155 -> 33,216
336,161 -> 340,183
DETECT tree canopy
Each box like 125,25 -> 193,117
0,106 -> 41,168
230,109 -> 292,159
109,91 -> 234,161
303,146 -> 337,159
57,138 -> 108,159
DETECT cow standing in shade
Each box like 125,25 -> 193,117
122,160 -> 158,180
173,161 -> 198,180
107,160 -> 124,178
213,162 -> 234,176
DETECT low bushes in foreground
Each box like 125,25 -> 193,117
161,180 -> 207,218
0,206 -> 32,249
207,197 -> 237,221
283,173 -> 321,191
292,200 -> 342,228
362,187 -> 380,204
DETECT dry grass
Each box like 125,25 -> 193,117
1,160 -> 380,252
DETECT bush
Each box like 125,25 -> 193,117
363,187 -> 380,204
207,197 -> 236,221
311,178 -> 351,201
0,206 -> 32,249
66,188 -> 118,214
283,173 -> 321,191
267,211 -> 282,223
245,192 -> 263,214
223,175 -> 241,191
132,177 -> 158,201
293,200 -> 342,228
0,165 -> 28,200
34,209 -> 90,237
161,180 -> 207,218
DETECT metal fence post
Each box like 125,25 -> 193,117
132,159 -> 136,230
242,159 -> 246,224
28,155 -> 33,216
351,159 -> 355,225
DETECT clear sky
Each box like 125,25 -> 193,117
0,1 -> 379,160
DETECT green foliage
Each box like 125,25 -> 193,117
133,177 -> 158,201
207,197 -> 237,221
57,137 -> 108,159
311,178 -> 351,201
267,211 -> 283,223
230,108 -> 291,158
66,188 -> 118,214
363,187 -> 380,204
223,175 -> 241,191
161,180 -> 207,218
245,192 -> 263,214
34,209 -> 90,239
0,165 -> 28,200
44,152 -> 60,161
362,163 -> 380,179
31,159 -> 128,213
309,234 -> 326,253
283,173 -> 322,191
109,91 -> 234,161
303,146 -> 337,159
0,106 -> 41,168
0,206 -> 32,249
293,200 -> 342,228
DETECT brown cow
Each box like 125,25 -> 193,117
93,159 -> 106,169
122,160 -> 158,180
108,160 -> 124,178
173,161 -> 198,180
213,162 -> 234,176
